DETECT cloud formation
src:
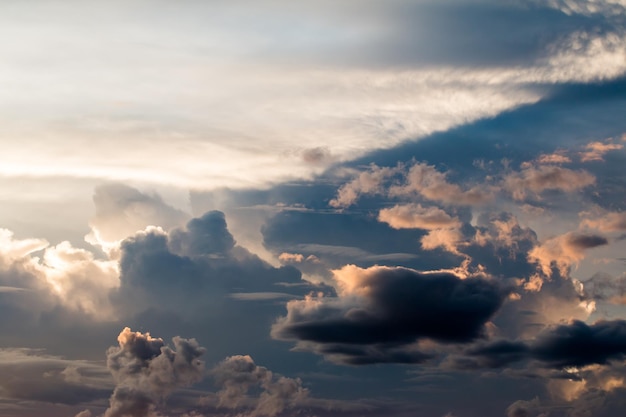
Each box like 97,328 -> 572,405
528,232 -> 609,277
272,264 -> 508,364
377,204 -> 461,230
210,355 -> 308,417
503,165 -> 595,201
103,327 -> 206,417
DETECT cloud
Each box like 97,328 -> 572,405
330,161 -> 493,209
378,204 -> 461,230
528,232 -> 609,276
537,152 -> 572,164
329,164 -> 402,208
505,398 -> 543,417
0,228 -> 119,319
103,327 -> 206,417
532,320 -> 626,368
87,183 -> 189,246
456,319 -> 626,373
583,272 -> 626,305
272,264 -> 508,364
503,165 -> 595,201
580,140 -> 624,162
581,211 -> 626,232
210,355 -> 308,417
0,348 -> 110,406
420,228 -> 465,255
168,211 -> 236,257
390,162 -> 493,206
113,211 -> 307,317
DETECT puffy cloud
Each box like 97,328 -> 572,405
580,140 -> 623,162
103,327 -> 206,417
378,204 -> 461,230
87,183 -> 189,246
390,162 -> 493,206
420,228 -> 465,255
503,165 -> 595,201
330,162 -> 493,209
0,228 -> 118,319
528,232 -> 608,276
272,264 -> 509,364
210,355 -> 308,417
329,164 -> 402,208
114,213 -> 306,317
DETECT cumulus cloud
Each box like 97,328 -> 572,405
0,228 -> 119,319
210,355 -> 308,417
272,264 -> 508,364
420,228 -> 465,255
168,211 -> 235,257
329,164 -> 402,208
330,161 -> 493,209
113,211 -> 307,317
503,165 -> 595,201
103,327 -> 206,417
378,204 -> 461,230
528,232 -> 608,276
87,183 -> 189,247
390,162 -> 493,206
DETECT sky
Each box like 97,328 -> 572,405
1,1 -> 626,416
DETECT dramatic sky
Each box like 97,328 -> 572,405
2,1 -> 626,416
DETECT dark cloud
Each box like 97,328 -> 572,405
456,320 -> 626,372
532,320 -> 626,368
272,265 -> 509,364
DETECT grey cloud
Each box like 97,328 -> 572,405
168,211 -> 235,257
114,211 -> 307,317
272,264 -> 509,364
103,327 -> 206,417
0,348 -> 111,406
583,272 -> 626,305
210,355 -> 308,417
505,398 -> 543,417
